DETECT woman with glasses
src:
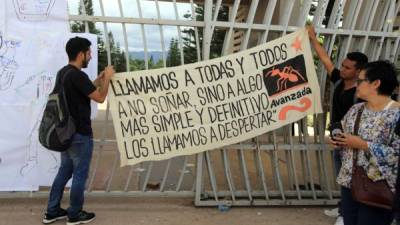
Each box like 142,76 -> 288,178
330,60 -> 400,225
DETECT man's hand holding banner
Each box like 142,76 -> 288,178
108,28 -> 322,166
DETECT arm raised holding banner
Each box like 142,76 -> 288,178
89,65 -> 115,103
306,25 -> 335,76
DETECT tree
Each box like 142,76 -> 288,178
70,0 -> 126,73
129,58 -> 145,71
166,38 -> 181,67
180,5 -> 229,64
108,32 -> 126,72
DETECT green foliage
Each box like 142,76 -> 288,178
70,0 -> 127,73
167,5 -> 229,65
166,38 -> 181,67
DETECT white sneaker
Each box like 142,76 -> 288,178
324,207 -> 339,217
334,216 -> 344,225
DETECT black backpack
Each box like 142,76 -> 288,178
38,68 -> 76,152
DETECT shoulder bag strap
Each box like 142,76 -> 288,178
352,104 -> 365,170
59,68 -> 75,116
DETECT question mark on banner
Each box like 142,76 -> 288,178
278,97 -> 312,120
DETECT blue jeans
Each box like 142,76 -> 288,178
47,133 -> 93,218
341,187 -> 393,225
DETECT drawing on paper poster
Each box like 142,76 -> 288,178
13,0 -> 56,21
15,71 -> 59,176
0,35 -> 20,91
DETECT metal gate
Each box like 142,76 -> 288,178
3,0 -> 400,206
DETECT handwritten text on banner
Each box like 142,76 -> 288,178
108,28 -> 322,166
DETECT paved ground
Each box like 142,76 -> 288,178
0,107 -> 338,225
0,197 -> 335,225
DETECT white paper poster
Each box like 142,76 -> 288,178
0,105 -> 38,191
6,0 -> 69,38
0,1 -> 5,33
0,0 -> 99,191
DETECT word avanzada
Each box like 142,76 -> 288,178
270,86 -> 312,108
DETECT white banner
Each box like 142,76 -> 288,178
109,28 -> 323,166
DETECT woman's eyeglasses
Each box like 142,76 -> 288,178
356,78 -> 369,85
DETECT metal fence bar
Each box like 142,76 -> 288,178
78,0 -> 89,32
205,151 -> 219,201
344,0 -> 363,54
189,0 -> 202,62
172,0 -> 185,65
288,125 -> 301,199
202,0 -> 213,60
124,165 -> 135,192
194,153 -> 204,205
209,0 -> 222,37
99,0 -> 111,64
314,128 -> 323,193
117,0 -> 130,72
175,156 -> 188,192
390,37 -> 400,62
370,1 -> 392,61
136,0 -> 149,69
221,148 -> 237,201
97,0 -> 117,193
302,118 -> 316,200
240,0 -> 259,49
361,0 -> 380,52
155,0 -> 168,67
297,0 -> 313,27
253,138 -> 269,200
238,143 -> 253,201
359,0 -> 374,30
159,159 -> 171,192
281,0 -> 295,35
379,1 -> 393,32
105,151 -> 119,192
272,131 -> 286,200
65,15 -> 400,38
312,0 -> 328,27
221,0 -> 241,55
284,146 -> 294,190
141,162 -> 154,192
258,0 -> 277,44
318,114 -> 333,199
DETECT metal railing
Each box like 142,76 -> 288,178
2,0 -> 399,206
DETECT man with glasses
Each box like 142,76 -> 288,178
307,25 -> 368,225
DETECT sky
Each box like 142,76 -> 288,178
68,0 -> 194,52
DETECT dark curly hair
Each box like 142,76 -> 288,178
65,36 -> 91,61
362,60 -> 399,96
